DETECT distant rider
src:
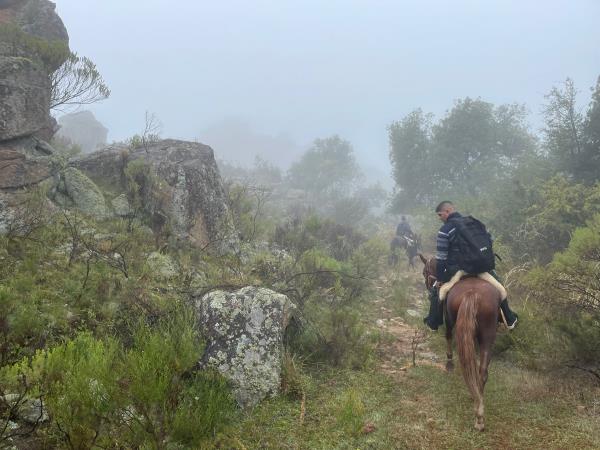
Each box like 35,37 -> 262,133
396,216 -> 414,240
424,201 -> 518,330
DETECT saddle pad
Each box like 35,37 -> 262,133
438,271 -> 507,301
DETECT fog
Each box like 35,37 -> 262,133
55,0 -> 600,182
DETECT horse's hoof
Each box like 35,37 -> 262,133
474,420 -> 485,432
445,361 -> 454,372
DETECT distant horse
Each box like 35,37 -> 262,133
389,234 -> 421,269
419,254 -> 501,431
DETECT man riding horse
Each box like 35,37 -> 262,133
423,201 -> 518,330
396,216 -> 414,240
391,216 -> 420,268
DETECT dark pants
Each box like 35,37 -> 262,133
424,286 -> 444,330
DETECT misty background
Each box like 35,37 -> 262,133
55,0 -> 600,184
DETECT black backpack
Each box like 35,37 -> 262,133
449,216 -> 495,274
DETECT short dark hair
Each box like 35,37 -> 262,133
435,201 -> 454,212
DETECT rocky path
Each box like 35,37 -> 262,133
372,269 -> 446,376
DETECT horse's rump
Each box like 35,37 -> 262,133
439,270 -> 506,301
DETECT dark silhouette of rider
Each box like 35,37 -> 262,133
396,216 -> 413,238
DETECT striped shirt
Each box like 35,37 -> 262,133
435,212 -> 461,280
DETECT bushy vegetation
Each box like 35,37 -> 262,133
0,194 -> 238,447
0,150 -> 387,447
389,74 -> 600,385
3,18 -> 600,441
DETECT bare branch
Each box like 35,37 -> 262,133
50,52 -> 110,111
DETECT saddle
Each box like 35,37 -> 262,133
438,270 -> 507,301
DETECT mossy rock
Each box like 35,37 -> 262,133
62,167 -> 108,218
144,251 -> 178,279
111,194 -> 132,217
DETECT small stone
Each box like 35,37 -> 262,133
406,309 -> 420,317
362,422 -> 377,434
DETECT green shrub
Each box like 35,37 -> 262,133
516,177 -> 600,263
1,309 -> 235,448
2,333 -> 121,448
514,214 -> 600,371
225,182 -> 274,243
118,309 -> 236,448
279,236 -> 381,369
280,351 -> 305,399
336,388 -> 366,435
273,214 -> 366,260
171,371 -> 235,446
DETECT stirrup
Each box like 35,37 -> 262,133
506,317 -> 518,330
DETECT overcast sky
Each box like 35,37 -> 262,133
54,0 -> 600,178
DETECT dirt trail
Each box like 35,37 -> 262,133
372,269 -> 446,376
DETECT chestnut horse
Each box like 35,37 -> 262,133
419,254 -> 501,431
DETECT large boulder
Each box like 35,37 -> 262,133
0,0 -> 69,141
0,57 -> 52,141
2,393 -> 49,424
195,286 -> 296,408
0,136 -> 58,233
75,139 -> 236,249
54,166 -> 108,218
12,0 -> 69,45
0,137 -> 54,189
57,110 -> 108,153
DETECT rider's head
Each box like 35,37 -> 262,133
435,201 -> 455,222
401,216 -> 407,222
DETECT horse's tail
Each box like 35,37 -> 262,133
456,290 -> 482,403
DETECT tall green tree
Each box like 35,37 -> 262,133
287,136 -> 385,226
388,98 -> 536,211
581,76 -> 600,183
288,135 -> 361,197
542,78 -> 585,179
431,98 -> 534,195
388,109 -> 434,210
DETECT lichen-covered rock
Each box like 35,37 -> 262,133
0,136 -> 59,233
0,0 -> 70,141
111,193 -> 132,217
2,394 -> 49,424
0,193 -> 15,233
0,137 -> 54,189
60,166 -> 108,218
13,0 -> 69,46
0,56 -> 52,141
195,286 -> 296,408
145,251 -> 178,279
74,139 -> 238,252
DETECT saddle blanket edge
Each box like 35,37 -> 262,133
438,270 -> 507,301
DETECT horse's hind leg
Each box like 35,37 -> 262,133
474,337 -> 494,431
474,393 -> 485,431
473,355 -> 487,432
